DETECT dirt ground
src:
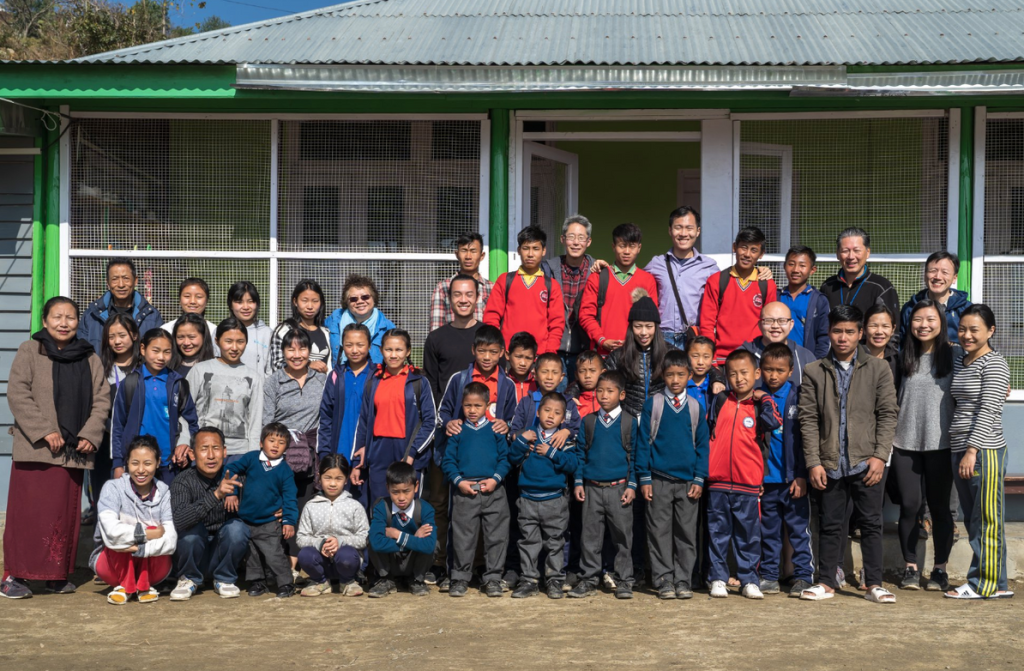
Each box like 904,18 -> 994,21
0,531 -> 1021,671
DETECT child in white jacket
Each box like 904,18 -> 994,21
90,436 -> 178,605
296,454 -> 369,597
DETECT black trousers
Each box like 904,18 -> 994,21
245,520 -> 292,587
816,474 -> 884,589
890,448 -> 955,566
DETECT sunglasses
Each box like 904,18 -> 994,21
349,293 -> 372,303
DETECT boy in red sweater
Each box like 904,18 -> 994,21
705,349 -> 781,600
699,226 -> 778,364
579,223 -> 659,356
484,226 -> 565,355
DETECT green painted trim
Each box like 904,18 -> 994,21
957,107 -> 974,294
488,109 -> 509,279
31,136 -> 44,333
0,64 -> 237,98
43,120 -> 61,301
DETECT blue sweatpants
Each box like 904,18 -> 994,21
707,490 -> 761,586
954,448 -> 1008,596
760,483 -> 813,582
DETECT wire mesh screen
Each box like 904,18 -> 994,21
70,258 -> 270,326
760,259 -> 925,313
69,119 -> 271,252
982,263 -> 1024,388
984,118 -> 1024,255
277,120 -> 481,253
740,117 -> 949,255
277,260 -> 459,365
529,155 -> 568,259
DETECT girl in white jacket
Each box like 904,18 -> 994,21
296,454 -> 369,597
91,435 -> 177,605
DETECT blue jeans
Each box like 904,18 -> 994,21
663,331 -> 689,350
174,519 -> 251,585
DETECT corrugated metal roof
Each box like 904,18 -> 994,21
74,0 -> 1024,66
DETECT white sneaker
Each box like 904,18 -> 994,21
601,573 -> 617,589
214,582 -> 241,599
742,583 -> 764,600
710,580 -> 728,598
341,581 -> 364,597
170,578 -> 196,601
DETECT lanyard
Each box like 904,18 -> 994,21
839,271 -> 866,306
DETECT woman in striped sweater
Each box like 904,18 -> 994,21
946,304 -> 1013,600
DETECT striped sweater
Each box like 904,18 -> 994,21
950,350 -> 1010,452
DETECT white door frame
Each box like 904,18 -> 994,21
515,141 -> 580,270
735,141 -> 794,255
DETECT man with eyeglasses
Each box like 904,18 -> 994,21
741,302 -> 817,387
543,215 -> 595,384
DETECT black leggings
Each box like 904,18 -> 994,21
890,448 -> 954,566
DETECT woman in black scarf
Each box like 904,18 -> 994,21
1,297 -> 111,599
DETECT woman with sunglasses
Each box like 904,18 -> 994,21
325,274 -> 395,368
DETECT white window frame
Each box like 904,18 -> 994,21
61,111 -> 492,325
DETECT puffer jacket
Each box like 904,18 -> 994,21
604,346 -> 665,418
296,491 -> 370,551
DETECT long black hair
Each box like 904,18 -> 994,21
618,320 -> 669,383
289,279 -> 326,328
169,312 -> 214,370
100,313 -> 140,379
900,299 -> 953,379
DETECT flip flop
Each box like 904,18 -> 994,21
799,584 -> 835,601
986,591 -> 1014,600
865,586 -> 896,604
944,584 -> 983,600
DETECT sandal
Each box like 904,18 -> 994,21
799,584 -> 835,601
986,590 -> 1014,600
865,586 -> 896,604
944,583 -> 983,600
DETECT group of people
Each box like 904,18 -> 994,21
1,206 -> 1012,606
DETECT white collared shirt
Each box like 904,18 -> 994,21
539,427 -> 557,442
391,500 -> 416,520
468,416 -> 489,429
665,389 -> 688,410
260,451 -> 284,468
598,406 -> 622,425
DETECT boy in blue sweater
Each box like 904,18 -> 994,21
636,349 -> 710,600
510,352 -> 582,442
227,422 -> 299,598
441,382 -> 511,598
758,343 -> 813,596
367,461 -> 437,597
509,392 -> 579,599
568,370 -> 639,600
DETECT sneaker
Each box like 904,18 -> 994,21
170,578 -> 197,601
247,581 -> 268,597
0,577 -> 33,599
449,579 -> 469,597
657,581 -> 676,600
137,588 -> 160,604
106,586 -> 129,605
409,580 -> 430,597
438,576 -> 451,593
512,579 -> 539,599
675,582 -> 693,600
546,581 -> 564,599
483,580 -> 503,598
341,581 -> 364,597
45,579 -> 76,594
601,572 -> 617,589
900,567 -> 921,590
214,582 -> 241,599
567,581 -> 595,599
710,580 -> 728,598
424,566 -> 443,586
759,579 -> 781,595
368,579 -> 396,598
926,568 -> 950,592
291,570 -> 308,587
742,583 -> 764,600
564,572 -> 580,591
789,579 -> 813,597
502,570 -> 520,591
276,584 -> 296,598
300,580 -> 331,597
614,583 -> 633,599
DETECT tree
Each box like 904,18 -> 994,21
2,0 -> 60,39
197,14 -> 228,33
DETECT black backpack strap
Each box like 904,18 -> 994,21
582,414 -> 597,453
505,271 -> 515,296
759,279 -> 769,306
374,497 -> 392,526
413,499 -> 423,526
596,268 -> 610,325
177,377 -> 190,416
621,414 -> 634,463
706,391 -> 729,442
664,253 -> 690,329
121,371 -> 140,417
402,377 -> 424,461
717,268 -> 731,309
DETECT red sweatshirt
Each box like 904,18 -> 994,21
698,269 -> 777,363
578,267 -> 660,356
707,393 -> 782,494
483,270 -> 565,355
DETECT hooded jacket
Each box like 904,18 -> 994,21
92,474 -> 177,559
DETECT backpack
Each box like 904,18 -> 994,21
582,413 -> 635,463
363,374 -> 424,461
649,393 -> 700,447
122,370 -> 190,418
596,267 -> 611,325
374,497 -> 422,528
718,268 -> 769,310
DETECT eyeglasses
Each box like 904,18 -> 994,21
760,318 -> 793,326
349,294 -> 372,303
563,234 -> 590,243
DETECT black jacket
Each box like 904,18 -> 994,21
604,346 -> 665,419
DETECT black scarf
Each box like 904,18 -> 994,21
32,330 -> 94,456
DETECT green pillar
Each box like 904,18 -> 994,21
31,136 -> 44,333
957,107 -> 974,294
488,109 -> 510,279
43,118 -> 61,301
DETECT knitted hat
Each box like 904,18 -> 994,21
628,294 -> 661,324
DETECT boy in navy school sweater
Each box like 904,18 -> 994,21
510,352 -> 582,442
441,382 -> 511,599
508,392 -> 579,599
367,461 -> 437,597
636,349 -> 710,600
758,343 -> 813,597
227,422 -> 299,598
568,370 -> 639,600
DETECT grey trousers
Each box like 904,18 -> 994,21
517,495 -> 569,583
245,520 -> 292,587
645,477 -> 699,588
450,487 -> 510,583
369,547 -> 433,583
580,483 -> 634,586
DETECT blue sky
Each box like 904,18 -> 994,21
178,1 -> 347,29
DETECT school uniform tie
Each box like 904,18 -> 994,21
398,512 -> 409,524
673,396 -> 682,409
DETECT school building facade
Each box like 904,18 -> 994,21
2,0 -> 1024,510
